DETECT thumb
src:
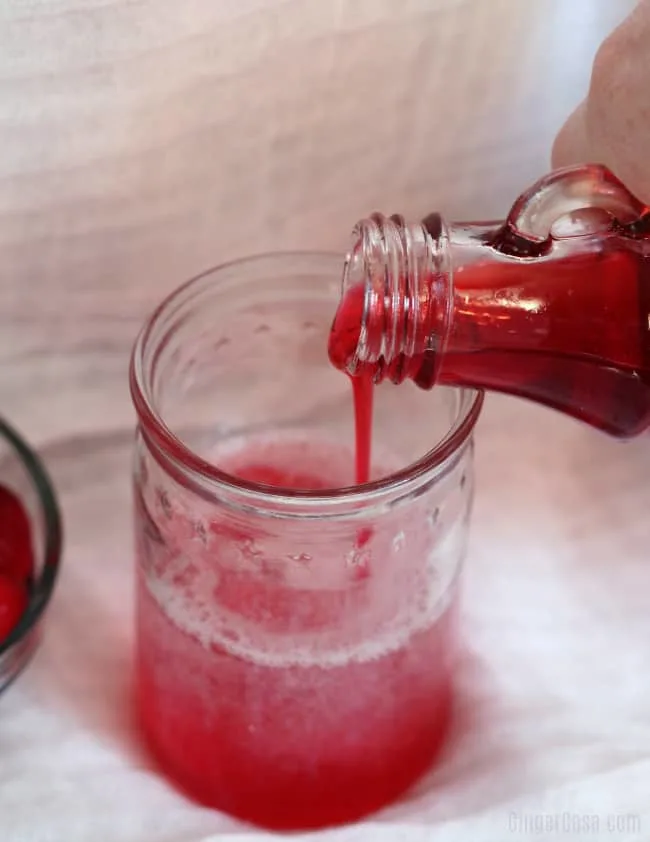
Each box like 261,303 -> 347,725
550,0 -> 650,205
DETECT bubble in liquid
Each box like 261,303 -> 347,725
428,507 -> 441,529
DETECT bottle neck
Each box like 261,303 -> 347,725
329,212 -> 455,386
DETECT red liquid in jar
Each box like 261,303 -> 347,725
329,241 -> 650,438
136,442 -> 455,830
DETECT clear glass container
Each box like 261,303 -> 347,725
129,252 -> 483,830
0,418 -> 62,694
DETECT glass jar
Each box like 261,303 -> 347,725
129,252 -> 482,831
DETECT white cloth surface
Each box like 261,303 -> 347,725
2,395 -> 649,842
0,1 -> 645,839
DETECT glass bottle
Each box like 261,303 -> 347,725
329,164 -> 650,438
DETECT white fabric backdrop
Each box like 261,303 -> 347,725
1,1 -> 646,840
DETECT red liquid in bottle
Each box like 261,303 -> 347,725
328,166 -> 650,439
136,440 -> 456,830
331,242 -> 650,437
439,246 -> 650,437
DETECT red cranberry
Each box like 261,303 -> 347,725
0,574 -> 28,641
0,485 -> 34,582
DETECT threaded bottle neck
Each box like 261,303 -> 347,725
330,212 -> 452,386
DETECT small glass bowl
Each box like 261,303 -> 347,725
0,417 -> 62,695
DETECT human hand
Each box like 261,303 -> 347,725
552,0 -> 650,205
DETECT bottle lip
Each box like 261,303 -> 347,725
339,214 -> 453,385
130,251 -> 484,517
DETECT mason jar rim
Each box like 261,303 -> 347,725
129,251 -> 484,514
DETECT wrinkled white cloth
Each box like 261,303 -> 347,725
2,395 -> 649,842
